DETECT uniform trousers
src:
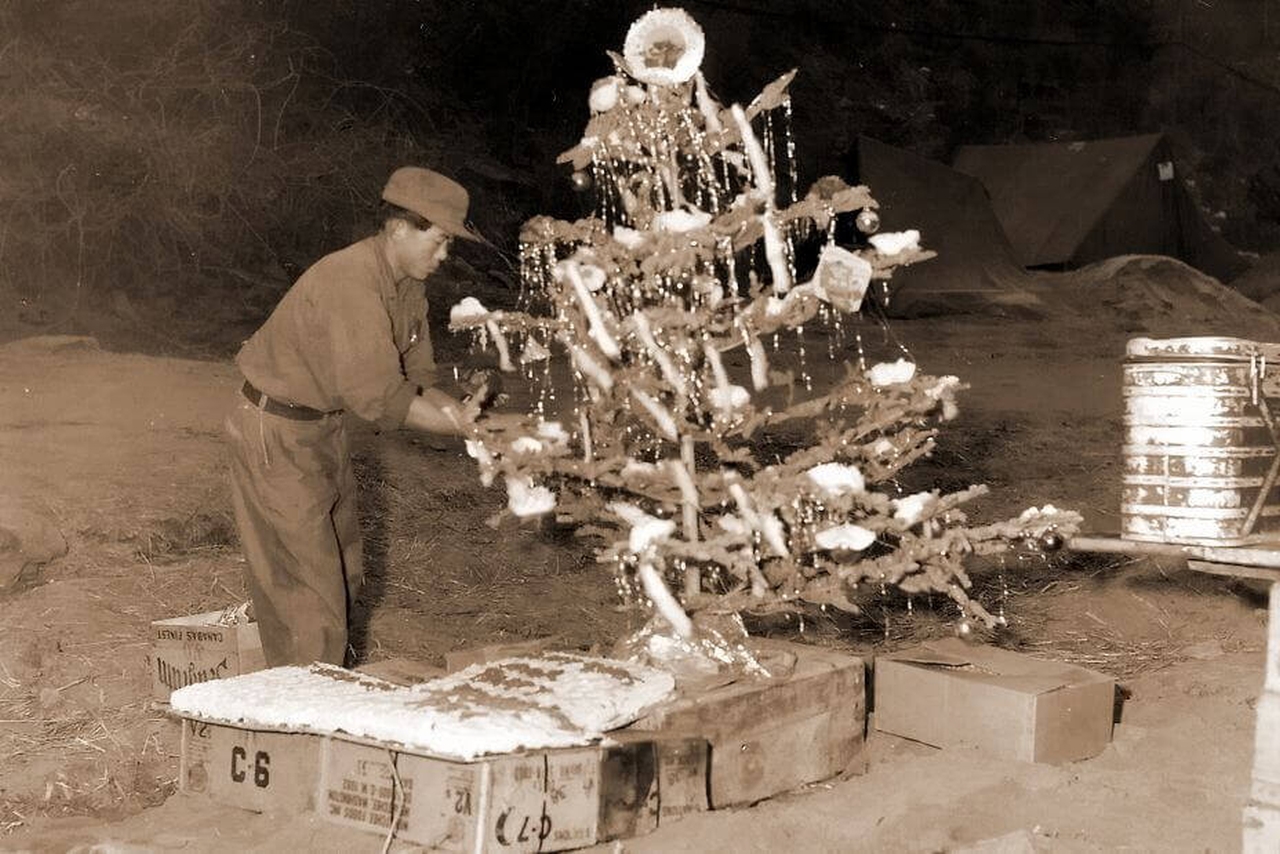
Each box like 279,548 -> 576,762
225,393 -> 363,666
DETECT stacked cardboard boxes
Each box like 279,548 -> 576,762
177,717 -> 708,852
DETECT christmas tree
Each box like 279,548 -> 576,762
450,8 -> 1079,642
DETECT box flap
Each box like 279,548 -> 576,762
884,645 -> 973,668
880,639 -> 1104,695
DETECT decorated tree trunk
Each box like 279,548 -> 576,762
450,7 -> 1079,639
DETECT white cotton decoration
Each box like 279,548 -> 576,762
633,313 -> 687,397
760,214 -> 791,293
926,375 -> 962,420
519,337 -> 551,363
464,440 -> 496,486
704,342 -> 729,388
505,475 -> 556,517
814,523 -> 877,552
1020,504 -> 1061,521
510,436 -> 544,454
562,261 -> 621,359
759,512 -> 789,557
570,345 -> 614,392
868,229 -> 921,256
631,389 -> 679,440
709,384 -> 750,413
867,358 -> 917,387
486,319 -> 515,372
726,482 -> 789,557
926,375 -> 962,399
872,438 -> 896,457
610,502 -> 677,553
589,76 -> 622,113
613,226 -> 647,249
535,420 -> 569,443
694,71 -> 722,133
621,459 -> 660,478
668,458 -> 699,508
577,263 -> 607,292
637,560 -> 694,637
893,491 -> 935,526
806,462 -> 866,496
624,85 -> 647,105
450,296 -> 488,324
169,656 -> 675,761
717,514 -> 748,536
730,104 -> 774,198
623,7 -> 706,87
653,209 -> 712,233
745,331 -> 769,391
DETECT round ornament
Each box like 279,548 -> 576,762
855,209 -> 881,234
570,170 -> 592,192
955,618 -> 974,640
1039,530 -> 1065,552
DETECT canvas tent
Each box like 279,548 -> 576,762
952,134 -> 1247,283
846,136 -> 1039,318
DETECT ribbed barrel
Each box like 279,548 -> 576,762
1122,336 -> 1280,546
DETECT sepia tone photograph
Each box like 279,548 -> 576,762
3,1 -> 1280,851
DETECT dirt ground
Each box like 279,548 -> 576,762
3,254 -> 1280,852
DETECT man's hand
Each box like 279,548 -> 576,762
459,367 -> 506,413
406,387 -> 479,436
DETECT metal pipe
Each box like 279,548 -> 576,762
1067,535 -> 1280,569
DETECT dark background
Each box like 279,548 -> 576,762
4,0 -> 1279,355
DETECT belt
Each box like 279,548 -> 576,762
241,380 -> 335,421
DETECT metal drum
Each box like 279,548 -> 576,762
1122,336 -> 1280,546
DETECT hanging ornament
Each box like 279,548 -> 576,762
955,618 -> 974,641
588,76 -> 623,113
1039,530 -> 1065,552
855,208 -> 881,234
570,170 -> 593,192
623,7 -> 706,87
812,243 -> 872,312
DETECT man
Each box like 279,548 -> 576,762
226,166 -> 483,667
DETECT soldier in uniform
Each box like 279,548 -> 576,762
226,166 -> 484,667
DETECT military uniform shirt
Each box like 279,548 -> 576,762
236,233 -> 437,430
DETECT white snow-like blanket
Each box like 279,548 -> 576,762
168,653 -> 675,760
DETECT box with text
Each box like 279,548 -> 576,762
178,718 -> 319,816
318,731 -> 709,853
150,610 -> 265,702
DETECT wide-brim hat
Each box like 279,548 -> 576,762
381,166 -> 480,242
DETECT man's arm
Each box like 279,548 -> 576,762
402,386 -> 479,436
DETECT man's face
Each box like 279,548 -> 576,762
393,222 -> 453,280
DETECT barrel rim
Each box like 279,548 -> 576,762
1122,444 -> 1276,457
1122,474 -> 1267,487
1127,336 -> 1280,360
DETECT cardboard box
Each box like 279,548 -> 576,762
317,732 -> 709,853
178,718 -> 320,815
873,638 -> 1116,764
150,610 -> 265,702
599,729 -> 709,839
630,637 -> 866,808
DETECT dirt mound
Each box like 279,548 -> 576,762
1033,253 -> 1280,340
1232,250 -> 1280,303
